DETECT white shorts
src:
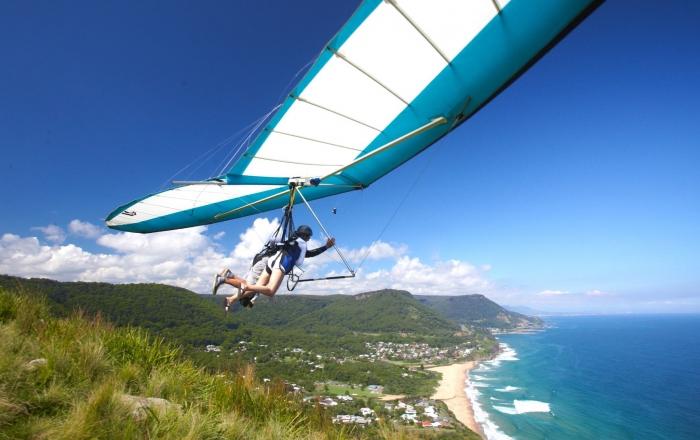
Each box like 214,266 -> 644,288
245,257 -> 268,285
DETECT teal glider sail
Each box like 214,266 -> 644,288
107,0 -> 602,233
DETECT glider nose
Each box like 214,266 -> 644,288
105,200 -> 141,230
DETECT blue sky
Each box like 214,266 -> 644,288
1,1 -> 698,313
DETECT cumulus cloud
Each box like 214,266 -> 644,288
1,227 -> 238,293
296,256 -> 493,296
342,240 -> 408,263
1,218 -> 495,296
537,289 -> 570,296
212,231 -> 226,240
68,219 -> 102,238
231,217 -> 280,261
31,224 -> 66,243
586,289 -> 608,297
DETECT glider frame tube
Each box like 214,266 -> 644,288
322,116 -> 447,180
295,187 -> 355,276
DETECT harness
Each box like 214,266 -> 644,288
250,179 -> 356,291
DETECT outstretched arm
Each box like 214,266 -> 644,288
305,238 -> 335,258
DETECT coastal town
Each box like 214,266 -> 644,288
324,397 -> 454,429
202,339 -> 488,433
207,340 -> 478,366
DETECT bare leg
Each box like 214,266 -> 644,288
223,276 -> 246,289
255,270 -> 271,287
243,269 -> 285,297
222,276 -> 248,308
236,270 -> 270,301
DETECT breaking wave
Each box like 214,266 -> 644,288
495,386 -> 520,392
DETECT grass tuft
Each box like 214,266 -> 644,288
0,288 -> 448,439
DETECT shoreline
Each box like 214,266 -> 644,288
428,361 -> 484,438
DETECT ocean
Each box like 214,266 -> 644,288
468,315 -> 700,440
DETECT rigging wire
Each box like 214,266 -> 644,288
296,188 -> 354,275
158,116 -> 268,190
355,147 -> 438,271
216,58 -> 316,178
275,58 -> 315,105
160,30 -> 328,188
215,104 -> 282,176
159,58 -> 314,190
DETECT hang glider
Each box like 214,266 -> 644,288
106,0 -> 602,233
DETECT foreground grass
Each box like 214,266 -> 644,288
0,288 -> 477,439
0,289 -> 357,439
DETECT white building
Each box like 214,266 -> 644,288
319,397 -> 337,407
400,413 -> 417,422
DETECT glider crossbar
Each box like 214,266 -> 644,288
296,275 -> 356,283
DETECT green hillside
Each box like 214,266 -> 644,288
277,290 -> 458,336
0,282 -> 482,439
415,294 -> 543,330
0,275 -> 234,346
0,276 -> 496,396
0,290 -> 348,439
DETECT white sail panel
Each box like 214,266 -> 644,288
248,132 -> 357,165
273,99 -> 376,150
244,157 -> 342,178
339,1 -> 447,104
397,0 -> 506,61
107,184 -> 278,226
106,0 -> 602,233
297,55 -> 405,132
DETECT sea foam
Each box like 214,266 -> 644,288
514,400 -> 551,413
493,405 -> 518,415
472,375 -> 494,381
493,400 -> 551,415
495,386 -> 520,392
466,380 -> 513,439
483,343 -> 519,367
467,342 -> 522,439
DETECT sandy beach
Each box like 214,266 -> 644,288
429,361 -> 483,437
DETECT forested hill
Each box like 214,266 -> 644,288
224,289 -> 459,335
298,289 -> 458,334
0,275 -> 538,339
0,274 -> 231,345
0,276 -> 460,351
415,294 -> 543,330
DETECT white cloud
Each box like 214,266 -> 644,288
231,217 -> 280,262
586,289 -> 608,297
342,241 -> 408,263
213,231 -> 226,240
1,226 -> 238,293
68,219 -> 102,238
1,218 -> 494,297
98,227 -> 210,256
295,255 -> 493,296
536,289 -> 570,296
31,224 -> 66,243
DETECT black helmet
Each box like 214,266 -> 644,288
296,225 -> 312,240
